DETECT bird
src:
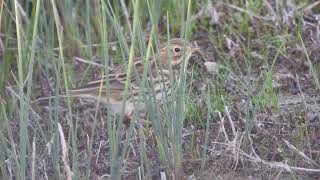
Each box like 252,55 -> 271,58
67,38 -> 206,120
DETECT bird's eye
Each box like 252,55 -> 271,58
173,47 -> 181,53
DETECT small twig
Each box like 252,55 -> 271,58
42,160 -> 49,180
73,56 -> 104,67
206,142 -> 320,173
231,132 -> 241,170
31,137 -> 36,180
224,105 -> 236,136
98,174 -> 111,180
58,123 -> 73,180
160,170 -> 167,180
217,111 -> 230,142
95,140 -> 109,164
283,139 -> 319,167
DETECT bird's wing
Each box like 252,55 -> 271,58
68,61 -> 146,99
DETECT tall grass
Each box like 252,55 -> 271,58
0,0 -> 238,178
14,0 -> 30,178
2,0 -> 319,179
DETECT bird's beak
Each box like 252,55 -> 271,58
188,47 -> 201,53
188,46 -> 208,62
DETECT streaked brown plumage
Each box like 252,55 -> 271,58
68,38 -> 204,118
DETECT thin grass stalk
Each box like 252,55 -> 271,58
86,71 -> 104,179
135,2 -> 162,175
117,17 -> 149,177
73,0 -> 94,86
69,0 -> 92,174
141,1 -> 171,173
99,1 -> 121,179
101,1 -> 151,178
118,0 -> 140,124
58,122 -> 73,180
76,0 -> 95,87
71,114 -> 79,179
85,0 -> 93,57
144,0 -> 170,164
100,1 -> 120,179
120,0 -> 132,36
41,14 -> 62,177
172,0 -> 192,178
0,0 -> 4,30
49,97 -> 62,178
50,0 -> 74,178
117,15 -> 163,177
105,0 -> 130,62
31,137 -> 36,180
0,136 -> 8,178
298,32 -> 320,91
0,99 -> 8,178
262,41 -> 283,111
137,124 -> 150,179
200,89 -> 213,171
14,1 -> 28,178
25,2 -> 42,173
241,51 -> 255,137
112,0 -> 141,178
26,0 -> 40,109
50,0 -> 73,122
0,0 -> 3,91
1,100 -> 19,179
161,25 -> 175,140
80,1 -> 111,179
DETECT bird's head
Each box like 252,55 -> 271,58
157,38 -> 201,69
